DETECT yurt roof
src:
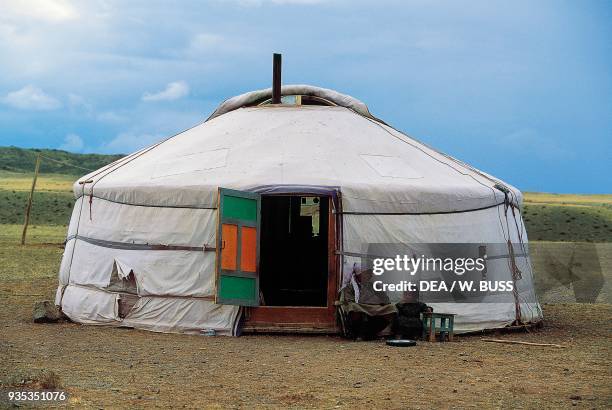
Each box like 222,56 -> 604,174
76,85 -> 520,214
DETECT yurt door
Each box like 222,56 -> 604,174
215,188 -> 261,307
244,194 -> 339,333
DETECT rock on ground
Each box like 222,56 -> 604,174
33,300 -> 63,323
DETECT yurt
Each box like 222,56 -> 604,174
55,73 -> 542,336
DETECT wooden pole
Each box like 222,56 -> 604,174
482,338 -> 566,348
21,153 -> 41,245
272,53 -> 282,104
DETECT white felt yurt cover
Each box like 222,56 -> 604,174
56,85 -> 542,335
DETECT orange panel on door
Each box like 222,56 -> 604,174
241,226 -> 257,272
221,224 -> 238,271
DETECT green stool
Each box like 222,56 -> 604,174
421,312 -> 455,342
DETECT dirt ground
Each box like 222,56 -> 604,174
1,275 -> 610,409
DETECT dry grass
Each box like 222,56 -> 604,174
0,171 -> 75,192
3,369 -> 62,390
523,192 -> 612,206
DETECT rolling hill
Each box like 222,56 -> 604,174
0,146 -> 123,175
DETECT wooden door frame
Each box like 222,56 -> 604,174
243,193 -> 340,333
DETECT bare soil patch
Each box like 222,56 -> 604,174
1,276 -> 611,409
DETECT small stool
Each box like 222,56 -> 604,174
421,312 -> 455,342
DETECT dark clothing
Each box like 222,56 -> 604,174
394,302 -> 431,339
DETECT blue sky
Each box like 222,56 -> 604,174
0,0 -> 610,193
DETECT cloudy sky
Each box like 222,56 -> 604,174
0,0 -> 610,193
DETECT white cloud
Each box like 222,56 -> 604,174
59,133 -> 84,152
100,132 -> 162,154
142,81 -> 190,102
96,111 -> 126,123
0,0 -> 79,23
67,92 -> 94,115
2,85 -> 62,110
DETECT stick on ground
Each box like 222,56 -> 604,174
482,338 -> 566,348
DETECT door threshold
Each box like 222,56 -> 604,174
242,323 -> 338,334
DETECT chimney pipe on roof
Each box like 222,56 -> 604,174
272,53 -> 282,104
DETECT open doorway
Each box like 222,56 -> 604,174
215,188 -> 338,332
259,195 -> 329,307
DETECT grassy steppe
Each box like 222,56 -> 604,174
523,192 -> 612,242
0,225 -> 65,282
0,146 -> 121,225
0,171 -> 75,225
